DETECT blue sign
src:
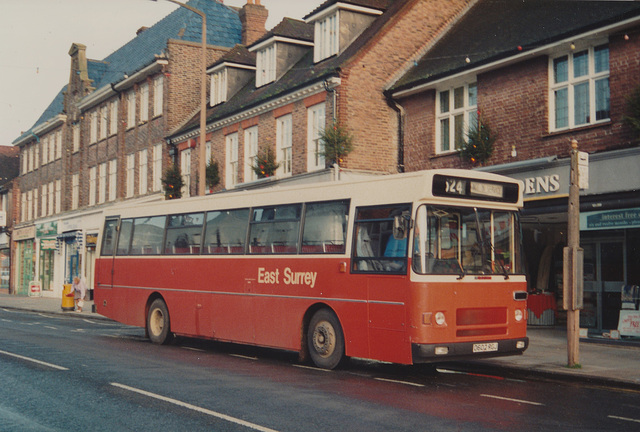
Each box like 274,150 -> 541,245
581,208 -> 640,231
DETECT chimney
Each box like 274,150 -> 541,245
239,0 -> 268,46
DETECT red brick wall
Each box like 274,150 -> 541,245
401,26 -> 640,172
338,0 -> 472,173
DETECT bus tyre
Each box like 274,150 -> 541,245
308,309 -> 345,370
147,299 -> 173,345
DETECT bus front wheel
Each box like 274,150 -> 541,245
147,299 -> 173,345
307,309 -> 345,369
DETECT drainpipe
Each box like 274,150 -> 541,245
384,91 -> 405,173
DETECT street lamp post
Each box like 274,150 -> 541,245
154,0 -> 208,196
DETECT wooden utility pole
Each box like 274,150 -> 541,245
563,139 -> 585,367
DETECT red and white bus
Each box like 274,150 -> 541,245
95,169 -> 528,369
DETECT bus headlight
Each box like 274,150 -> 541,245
435,312 -> 446,326
515,309 -> 524,322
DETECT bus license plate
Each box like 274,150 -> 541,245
473,342 -> 498,353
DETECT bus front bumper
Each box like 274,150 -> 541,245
412,337 -> 529,363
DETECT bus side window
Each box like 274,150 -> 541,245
203,208 -> 250,254
249,204 -> 301,254
301,200 -> 349,254
116,219 -> 134,256
129,216 -> 166,255
352,204 -> 411,274
101,219 -> 119,256
164,212 -> 204,254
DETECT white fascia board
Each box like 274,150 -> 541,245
171,77 -> 341,143
78,59 -> 167,111
208,62 -> 256,74
14,114 -> 68,146
249,36 -> 314,53
392,15 -> 640,99
305,3 -> 383,23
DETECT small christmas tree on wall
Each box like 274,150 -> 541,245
459,116 -> 497,166
320,121 -> 354,166
206,157 -> 220,190
251,146 -> 280,178
161,163 -> 184,199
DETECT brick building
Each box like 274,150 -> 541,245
168,0 -> 472,192
389,0 -> 640,335
0,146 -> 20,293
10,0 -> 266,297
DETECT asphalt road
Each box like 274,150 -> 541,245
1,307 -> 639,431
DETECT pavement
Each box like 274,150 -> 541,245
1,292 -> 639,389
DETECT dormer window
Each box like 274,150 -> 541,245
211,69 -> 227,106
314,12 -> 338,62
256,44 -> 276,87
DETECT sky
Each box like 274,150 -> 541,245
0,0 -> 323,147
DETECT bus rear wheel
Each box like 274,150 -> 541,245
147,299 -> 173,345
307,309 -> 345,370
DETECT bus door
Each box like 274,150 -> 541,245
353,204 -> 412,364
98,218 -> 120,291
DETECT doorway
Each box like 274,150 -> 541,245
582,238 -> 625,331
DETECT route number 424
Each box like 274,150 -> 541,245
445,178 -> 466,195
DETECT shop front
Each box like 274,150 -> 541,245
0,232 -> 10,291
485,147 -> 640,337
13,225 -> 36,296
37,221 -> 58,293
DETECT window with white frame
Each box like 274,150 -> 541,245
89,166 -> 97,206
28,146 -> 33,172
276,114 -> 293,176
110,100 -> 118,135
48,134 -> 55,163
126,153 -> 135,198
55,130 -> 62,159
307,103 -> 326,171
98,162 -> 107,204
256,44 -> 276,87
153,75 -> 163,117
34,144 -> 39,171
27,190 -> 33,221
90,111 -> 98,143
42,136 -> 49,164
41,185 -> 47,217
152,144 -> 162,192
211,69 -> 227,106
73,124 -> 80,153
225,132 -> 239,187
100,106 -> 107,140
314,12 -> 338,63
436,82 -> 477,153
127,91 -> 136,129
108,160 -> 117,201
55,179 -> 61,214
550,43 -> 609,131
138,149 -> 148,195
244,126 -> 258,182
72,174 -> 79,210
180,149 -> 191,198
48,181 -> 54,216
140,82 -> 149,123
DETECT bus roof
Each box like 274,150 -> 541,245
103,169 -> 523,219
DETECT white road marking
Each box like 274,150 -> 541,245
111,383 -> 279,432
1,318 -> 12,322
291,364 -> 332,372
0,349 -> 69,371
44,326 -> 57,330
182,347 -> 206,352
374,377 -> 425,387
481,394 -> 544,406
608,415 -> 640,424
229,354 -> 258,360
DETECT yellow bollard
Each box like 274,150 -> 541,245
61,284 -> 75,311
